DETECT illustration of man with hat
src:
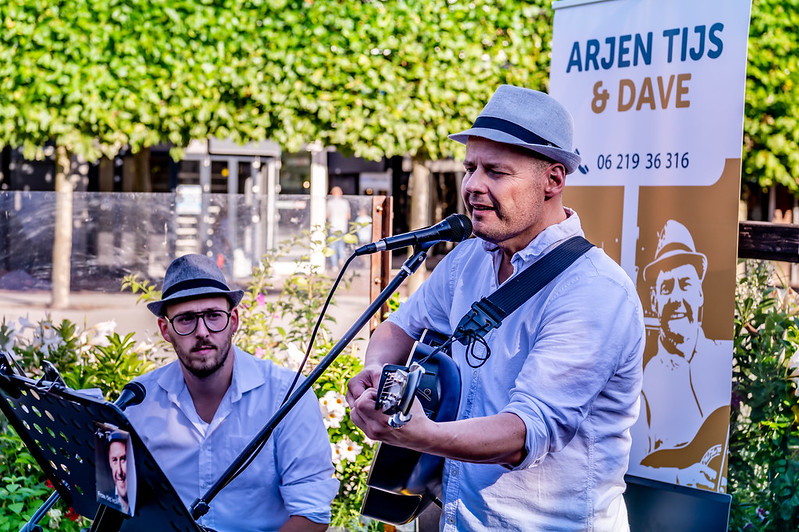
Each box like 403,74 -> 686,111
347,85 -> 645,530
125,254 -> 338,531
632,220 -> 733,491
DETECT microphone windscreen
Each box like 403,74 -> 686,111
447,214 -> 473,243
116,381 -> 146,409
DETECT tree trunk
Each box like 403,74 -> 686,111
407,158 -> 431,294
132,147 -> 152,276
133,147 -> 152,192
51,146 -> 73,309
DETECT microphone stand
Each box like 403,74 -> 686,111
19,491 -> 60,532
190,242 -> 435,519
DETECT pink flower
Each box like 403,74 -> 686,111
256,293 -> 266,306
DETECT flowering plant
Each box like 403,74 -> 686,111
0,314 -> 161,530
226,242 -> 382,531
729,260 -> 799,530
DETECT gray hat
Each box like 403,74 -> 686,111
643,220 -> 707,283
449,85 -> 582,174
107,430 -> 128,444
147,254 -> 244,316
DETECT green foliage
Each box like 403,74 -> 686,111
0,0 -> 553,164
0,431 -> 52,531
0,314 -> 159,530
226,232 -> 382,530
234,232 -> 342,356
1,0 -> 796,195
64,333 -> 157,394
729,260 -> 799,530
270,0 -> 554,161
743,0 -> 799,193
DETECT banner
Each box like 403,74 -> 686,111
550,0 -> 752,493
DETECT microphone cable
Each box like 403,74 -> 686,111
219,251 -> 357,490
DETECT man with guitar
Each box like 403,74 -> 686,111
631,220 -> 733,491
347,85 -> 646,530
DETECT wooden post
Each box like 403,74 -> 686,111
369,195 -> 393,332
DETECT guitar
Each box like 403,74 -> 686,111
360,330 -> 461,525
640,405 -> 730,491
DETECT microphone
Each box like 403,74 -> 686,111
114,381 -> 146,410
355,213 -> 473,256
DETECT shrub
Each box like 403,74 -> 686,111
729,260 -> 799,530
0,316 -> 157,531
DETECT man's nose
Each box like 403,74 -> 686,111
194,317 -> 212,336
667,295 -> 685,307
464,168 -> 487,194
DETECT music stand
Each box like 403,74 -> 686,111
0,355 -> 205,532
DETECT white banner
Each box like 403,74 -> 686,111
551,0 -> 752,493
551,0 -> 750,188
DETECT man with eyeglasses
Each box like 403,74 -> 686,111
125,254 -> 338,531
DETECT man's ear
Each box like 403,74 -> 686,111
230,306 -> 240,334
649,286 -> 658,314
544,163 -> 567,199
157,317 -> 173,343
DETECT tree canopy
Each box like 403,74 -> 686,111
0,0 -> 796,193
743,0 -> 799,194
0,0 -> 553,163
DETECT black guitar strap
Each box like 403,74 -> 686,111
453,235 -> 594,366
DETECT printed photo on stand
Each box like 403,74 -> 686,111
94,424 -> 136,516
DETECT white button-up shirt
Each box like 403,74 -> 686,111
388,210 -> 645,531
126,347 -> 338,531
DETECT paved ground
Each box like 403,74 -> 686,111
0,257 -> 429,362
0,285 -> 381,356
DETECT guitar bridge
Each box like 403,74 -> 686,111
375,362 -> 426,427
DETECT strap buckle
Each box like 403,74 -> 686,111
453,299 -> 504,345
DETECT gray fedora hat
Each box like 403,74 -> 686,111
449,85 -> 582,174
147,254 -> 244,316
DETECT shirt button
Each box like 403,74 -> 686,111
473,370 -> 478,378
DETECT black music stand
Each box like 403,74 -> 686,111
0,355 -> 205,532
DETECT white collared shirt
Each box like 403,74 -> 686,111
388,210 -> 645,531
126,347 -> 338,531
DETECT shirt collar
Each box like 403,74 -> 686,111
481,207 -> 584,264
156,345 -> 263,404
228,346 -> 265,400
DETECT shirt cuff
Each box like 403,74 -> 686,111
280,477 -> 340,524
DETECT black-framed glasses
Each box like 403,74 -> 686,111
166,310 -> 231,336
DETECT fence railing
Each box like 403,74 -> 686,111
738,221 -> 799,263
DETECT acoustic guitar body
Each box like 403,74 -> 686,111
360,332 -> 461,525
